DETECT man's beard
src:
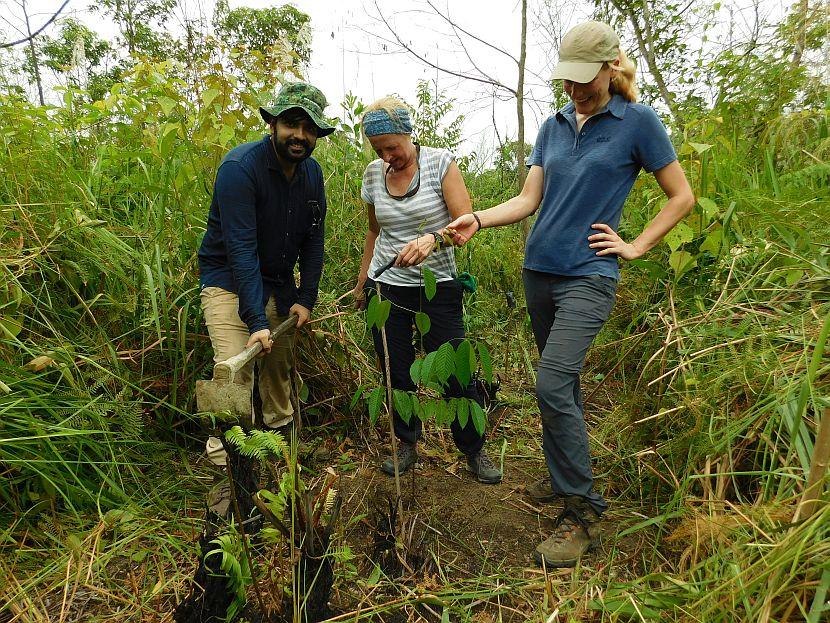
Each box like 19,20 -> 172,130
273,136 -> 313,163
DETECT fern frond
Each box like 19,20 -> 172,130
324,487 -> 338,514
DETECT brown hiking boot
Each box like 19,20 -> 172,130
533,496 -> 601,568
525,477 -> 563,503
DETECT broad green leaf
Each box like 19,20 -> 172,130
477,343 -> 493,384
454,340 -> 473,386
158,96 -> 177,116
698,197 -> 719,220
366,295 -> 378,329
409,359 -> 423,385
393,389 -> 412,424
368,386 -> 384,424
217,123 -> 235,146
470,401 -> 487,435
669,250 -> 697,277
159,123 -> 179,158
349,384 -> 365,411
421,351 -> 437,385
434,399 -> 450,425
456,398 -> 469,428
433,342 -> 455,386
785,268 -> 804,286
629,259 -> 667,280
699,229 -> 723,256
367,564 -> 381,586
423,399 -> 436,421
202,87 -> 221,108
415,311 -> 431,335
689,142 -> 712,154
0,315 -> 23,338
376,300 -> 391,328
664,222 -> 694,252
685,213 -> 703,233
412,394 -> 425,421
423,266 -> 437,301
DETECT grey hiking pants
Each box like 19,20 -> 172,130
523,269 -> 618,515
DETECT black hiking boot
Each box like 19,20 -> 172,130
380,442 -> 418,476
466,448 -> 503,484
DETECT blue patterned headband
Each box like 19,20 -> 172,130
363,108 -> 413,136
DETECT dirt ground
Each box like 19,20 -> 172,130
2,395 -> 654,623
291,400 -> 652,621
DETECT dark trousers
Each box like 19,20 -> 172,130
523,269 -> 618,515
364,278 -> 485,455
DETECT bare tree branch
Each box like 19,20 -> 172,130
1,0 -> 70,48
371,1 -> 516,94
425,0 -> 518,64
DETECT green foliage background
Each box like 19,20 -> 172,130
0,1 -> 828,620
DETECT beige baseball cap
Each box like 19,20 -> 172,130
551,21 -> 620,83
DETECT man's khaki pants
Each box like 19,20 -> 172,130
201,286 -> 295,466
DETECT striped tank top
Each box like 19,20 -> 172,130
361,146 -> 457,286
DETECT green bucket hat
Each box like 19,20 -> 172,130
259,82 -> 336,137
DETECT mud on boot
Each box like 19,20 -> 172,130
525,477 -> 564,504
533,496 -> 601,568
380,441 -> 418,476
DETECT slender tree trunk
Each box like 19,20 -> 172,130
21,0 -> 44,105
517,0 -> 530,239
794,408 -> 830,522
609,0 -> 680,126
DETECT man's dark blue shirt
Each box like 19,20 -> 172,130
198,135 -> 327,333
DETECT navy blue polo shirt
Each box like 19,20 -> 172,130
198,136 -> 327,333
525,94 -> 676,279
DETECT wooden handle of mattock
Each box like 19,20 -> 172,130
212,314 -> 299,383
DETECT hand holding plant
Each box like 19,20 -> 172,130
445,214 -> 479,245
396,235 -> 435,267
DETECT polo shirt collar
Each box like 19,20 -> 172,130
555,94 -> 628,122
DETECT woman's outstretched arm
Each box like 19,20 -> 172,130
446,165 -> 544,245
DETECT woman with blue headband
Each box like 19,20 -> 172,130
352,96 -> 502,485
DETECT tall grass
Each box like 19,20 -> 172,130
0,46 -> 827,621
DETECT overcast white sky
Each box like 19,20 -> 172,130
276,0 -> 593,161
2,0 -> 594,159
4,0 -> 795,159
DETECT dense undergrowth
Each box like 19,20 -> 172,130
1,26 -> 828,623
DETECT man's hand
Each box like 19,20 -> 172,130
289,303 -> 311,327
588,223 -> 644,261
246,328 -> 272,354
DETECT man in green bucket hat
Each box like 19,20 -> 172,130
198,81 -> 335,514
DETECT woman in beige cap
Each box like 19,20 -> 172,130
447,21 -> 695,567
